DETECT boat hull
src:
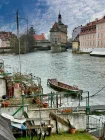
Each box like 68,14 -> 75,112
47,79 -> 83,97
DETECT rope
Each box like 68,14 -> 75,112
82,85 -> 105,100
90,85 -> 105,97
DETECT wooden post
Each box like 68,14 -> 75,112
51,92 -> 53,108
60,94 -> 61,107
56,94 -> 58,108
55,117 -> 59,134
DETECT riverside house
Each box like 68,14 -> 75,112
0,31 -> 12,48
79,16 -> 105,53
33,33 -> 51,50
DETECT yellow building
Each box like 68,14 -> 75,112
72,26 -> 82,53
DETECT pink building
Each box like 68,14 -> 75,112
0,32 -> 12,48
79,16 -> 105,53
96,17 -> 105,48
79,21 -> 96,52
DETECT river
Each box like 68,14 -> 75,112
1,49 -> 105,106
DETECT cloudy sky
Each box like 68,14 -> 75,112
0,0 -> 105,38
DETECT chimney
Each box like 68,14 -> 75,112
95,18 -> 98,21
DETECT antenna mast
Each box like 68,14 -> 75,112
16,9 -> 21,74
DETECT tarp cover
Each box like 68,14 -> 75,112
0,115 -> 16,140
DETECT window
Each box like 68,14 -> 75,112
101,40 -> 102,46
98,41 -> 99,46
93,35 -> 94,38
101,33 -> 103,38
97,26 -> 99,30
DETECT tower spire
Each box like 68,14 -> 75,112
58,11 -> 62,24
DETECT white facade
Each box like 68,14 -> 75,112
0,39 -> 2,47
0,79 -> 6,99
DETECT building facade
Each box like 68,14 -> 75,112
79,16 -> 105,53
50,13 -> 67,52
0,32 -> 12,48
79,21 -> 96,52
96,17 -> 105,48
33,33 -> 51,50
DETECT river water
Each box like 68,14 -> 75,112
1,49 -> 105,106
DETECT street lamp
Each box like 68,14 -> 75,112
83,91 -> 90,115
83,91 -> 90,131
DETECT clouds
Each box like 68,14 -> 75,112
30,0 -> 105,38
43,0 -> 105,37
0,0 -> 105,38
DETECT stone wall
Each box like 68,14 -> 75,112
27,107 -> 86,133
0,106 -> 86,133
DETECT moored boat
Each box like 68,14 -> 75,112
47,79 -> 83,97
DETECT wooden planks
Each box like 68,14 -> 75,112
49,112 -> 70,127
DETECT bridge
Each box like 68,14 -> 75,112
0,47 -> 14,50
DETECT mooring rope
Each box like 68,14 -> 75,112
82,85 -> 105,100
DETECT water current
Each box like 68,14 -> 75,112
1,49 -> 105,106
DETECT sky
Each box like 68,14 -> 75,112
0,0 -> 105,38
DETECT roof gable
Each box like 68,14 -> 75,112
33,33 -> 46,41
50,22 -> 61,32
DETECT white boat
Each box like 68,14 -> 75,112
1,113 -> 26,123
1,113 -> 27,130
90,48 -> 105,57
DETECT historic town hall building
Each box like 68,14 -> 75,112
50,13 -> 67,52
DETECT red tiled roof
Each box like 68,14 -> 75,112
50,22 -> 61,32
96,17 -> 105,24
81,16 -> 105,30
79,16 -> 105,35
80,20 -> 96,35
33,33 -> 46,41
80,30 -> 96,35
